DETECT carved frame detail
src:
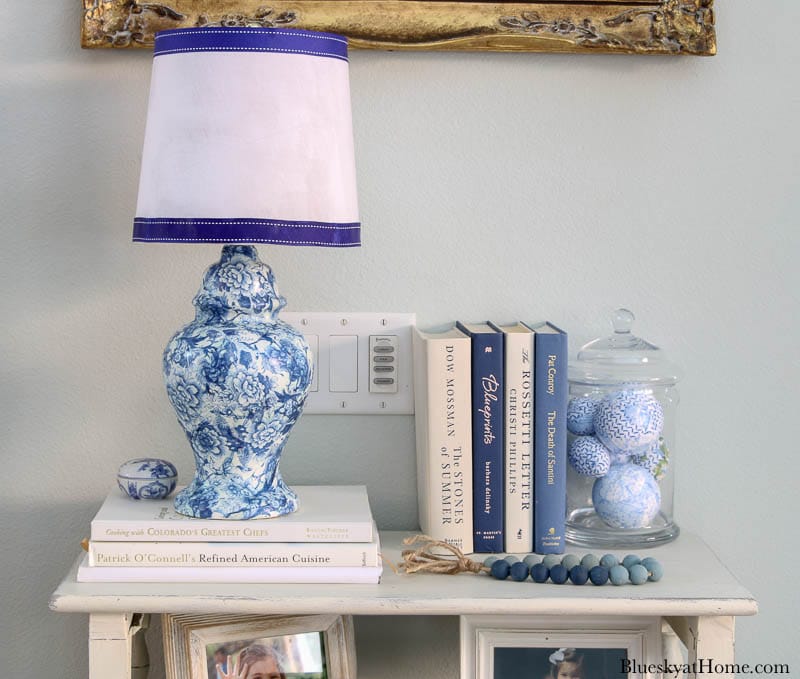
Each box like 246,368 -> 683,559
82,0 -> 715,55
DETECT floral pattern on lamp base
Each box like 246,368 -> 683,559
163,245 -> 312,519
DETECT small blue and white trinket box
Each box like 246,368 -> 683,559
117,458 -> 178,500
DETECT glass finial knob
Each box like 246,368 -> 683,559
611,308 -> 635,334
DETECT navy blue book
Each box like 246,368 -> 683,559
525,322 -> 568,554
456,322 -> 504,553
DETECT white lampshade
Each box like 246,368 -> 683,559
134,28 -> 360,246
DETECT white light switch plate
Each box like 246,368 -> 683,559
282,312 -> 416,415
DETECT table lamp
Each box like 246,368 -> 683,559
133,27 -> 360,520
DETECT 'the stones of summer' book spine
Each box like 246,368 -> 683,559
531,325 -> 568,554
412,328 -> 473,553
457,323 -> 504,553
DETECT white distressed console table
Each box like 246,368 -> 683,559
50,531 -> 756,678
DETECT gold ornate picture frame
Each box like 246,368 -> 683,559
82,0 -> 715,55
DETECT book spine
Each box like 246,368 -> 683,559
502,331 -> 534,553
90,521 -> 374,543
413,331 -> 473,553
78,562 -> 383,584
459,326 -> 504,553
87,540 -> 380,568
533,329 -> 568,554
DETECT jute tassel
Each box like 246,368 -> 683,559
395,535 -> 489,576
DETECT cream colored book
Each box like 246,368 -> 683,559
87,522 -> 380,568
490,322 -> 534,553
91,485 -> 374,543
413,326 -> 473,553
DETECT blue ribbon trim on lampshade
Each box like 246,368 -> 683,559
133,217 -> 361,247
153,27 -> 349,61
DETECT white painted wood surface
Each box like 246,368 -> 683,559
51,531 -> 756,617
52,531 -> 757,679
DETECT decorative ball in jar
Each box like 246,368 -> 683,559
566,309 -> 680,548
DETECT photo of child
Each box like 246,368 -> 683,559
206,631 -> 327,679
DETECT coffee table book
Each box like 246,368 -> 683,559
91,485 -> 374,543
86,522 -> 381,569
77,550 -> 383,584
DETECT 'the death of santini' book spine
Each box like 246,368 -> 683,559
527,321 -> 568,555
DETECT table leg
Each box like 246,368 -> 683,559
89,612 -> 150,679
665,616 -> 736,678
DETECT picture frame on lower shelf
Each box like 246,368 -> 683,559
460,615 -> 663,679
163,613 -> 356,679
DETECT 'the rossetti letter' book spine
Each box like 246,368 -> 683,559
489,322 -> 534,553
456,321 -> 504,553
87,525 -> 381,568
527,322 -> 568,554
413,327 -> 474,553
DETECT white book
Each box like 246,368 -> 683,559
91,485 -> 373,543
490,322 -> 534,553
77,554 -> 383,584
87,522 -> 381,568
413,327 -> 473,553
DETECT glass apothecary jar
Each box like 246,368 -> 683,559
566,309 -> 680,548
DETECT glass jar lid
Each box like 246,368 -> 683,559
569,308 -> 681,386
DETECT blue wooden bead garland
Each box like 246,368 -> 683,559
486,552 -> 663,586
396,536 -> 664,587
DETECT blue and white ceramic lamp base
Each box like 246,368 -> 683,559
163,245 -> 312,520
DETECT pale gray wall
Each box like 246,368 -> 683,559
1,1 -> 798,677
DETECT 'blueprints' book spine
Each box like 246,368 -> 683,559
457,322 -> 504,553
532,325 -> 568,554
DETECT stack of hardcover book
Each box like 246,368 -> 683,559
78,485 -> 382,584
414,320 -> 568,556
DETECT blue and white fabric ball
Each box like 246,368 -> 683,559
607,449 -> 631,465
592,463 -> 661,529
593,389 -> 664,457
567,396 -> 598,436
568,436 -> 611,477
631,440 -> 669,480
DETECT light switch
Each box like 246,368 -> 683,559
369,335 -> 399,393
329,335 -> 358,392
281,312 -> 415,414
